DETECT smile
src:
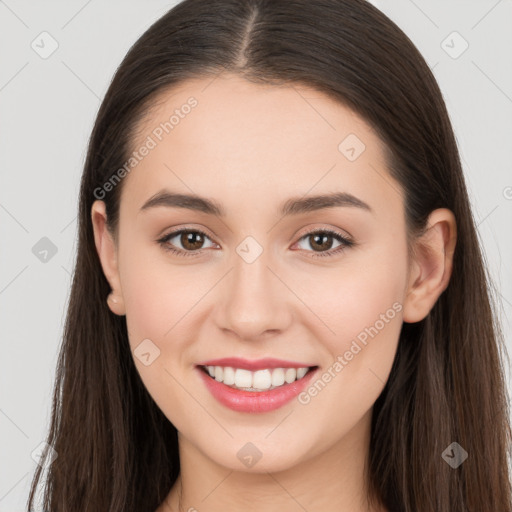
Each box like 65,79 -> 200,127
202,365 -> 311,391
196,357 -> 319,413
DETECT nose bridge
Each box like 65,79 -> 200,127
216,236 -> 291,339
232,238 -> 273,294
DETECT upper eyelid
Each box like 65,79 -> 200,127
160,226 -> 217,244
160,225 -> 352,246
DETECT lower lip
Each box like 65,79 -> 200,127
197,366 -> 318,413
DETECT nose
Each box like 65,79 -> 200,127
214,246 -> 293,342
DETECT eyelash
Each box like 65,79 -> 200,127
157,227 -> 354,259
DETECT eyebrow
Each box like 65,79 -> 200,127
139,189 -> 373,217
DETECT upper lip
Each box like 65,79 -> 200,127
197,357 -> 316,371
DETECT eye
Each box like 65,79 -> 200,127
157,227 -> 354,258
157,228 -> 217,257
293,228 -> 354,258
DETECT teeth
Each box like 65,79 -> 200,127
271,368 -> 285,387
253,369 -> 272,390
284,368 -> 297,383
297,367 -> 308,379
204,365 -> 311,391
223,366 -> 235,385
235,369 -> 252,388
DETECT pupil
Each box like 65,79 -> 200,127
311,233 -> 332,251
183,231 -> 203,249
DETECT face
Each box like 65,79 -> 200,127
93,73 -> 412,473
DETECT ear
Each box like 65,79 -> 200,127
91,200 -> 126,316
402,208 -> 457,323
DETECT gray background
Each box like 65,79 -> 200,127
1,1 -> 511,510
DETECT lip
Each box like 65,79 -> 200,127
196,365 -> 319,413
197,357 -> 314,371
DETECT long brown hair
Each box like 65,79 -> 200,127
27,0 -> 512,510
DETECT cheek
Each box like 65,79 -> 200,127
117,246 -> 203,429
332,268 -> 404,358
293,244 -> 407,425
294,243 -> 407,356
119,243 -> 200,345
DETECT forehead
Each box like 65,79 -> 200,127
121,73 -> 402,221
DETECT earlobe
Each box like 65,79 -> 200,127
402,208 -> 457,323
91,200 -> 126,316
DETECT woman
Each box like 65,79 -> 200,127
27,0 -> 512,511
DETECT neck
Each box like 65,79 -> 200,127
159,409 -> 386,512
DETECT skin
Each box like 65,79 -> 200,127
91,73 -> 457,512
